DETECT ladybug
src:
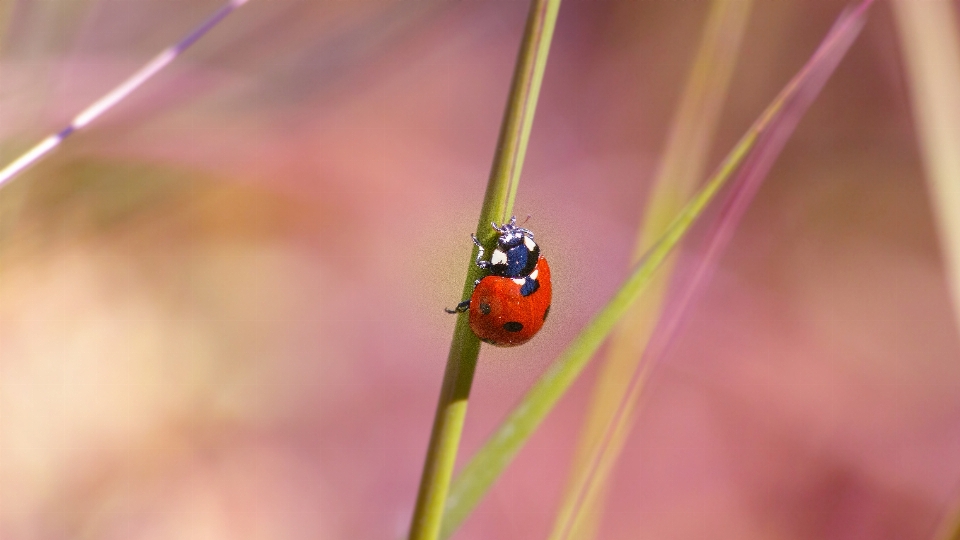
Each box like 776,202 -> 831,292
446,216 -> 552,346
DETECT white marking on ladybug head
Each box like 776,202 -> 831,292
513,278 -> 526,285
529,268 -> 539,280
492,249 -> 508,266
524,237 -> 536,251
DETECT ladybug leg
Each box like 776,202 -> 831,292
444,279 -> 481,314
446,234 -> 493,313
472,234 -> 491,270
445,300 -> 471,314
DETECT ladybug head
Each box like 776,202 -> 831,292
492,216 -> 534,250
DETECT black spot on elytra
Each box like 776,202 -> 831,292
543,305 -> 551,322
479,302 -> 491,315
503,321 -> 524,333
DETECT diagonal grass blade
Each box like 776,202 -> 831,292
549,2 -> 754,538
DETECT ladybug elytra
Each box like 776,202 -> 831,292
447,216 -> 552,346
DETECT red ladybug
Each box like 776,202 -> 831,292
447,217 -> 552,346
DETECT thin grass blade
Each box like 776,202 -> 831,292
0,0 -> 251,189
441,3 -> 871,537
890,3 -> 960,539
550,2 -> 754,538
0,2 -> 13,56
551,5 -> 871,539
891,1 -> 960,327
407,1 -> 562,539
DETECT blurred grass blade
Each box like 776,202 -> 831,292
935,489 -> 960,540
441,3 -> 871,537
891,1 -> 960,327
890,3 -> 960,540
0,2 -> 13,56
407,1 -> 562,539
0,0 -> 251,189
552,4 -> 871,539
550,2 -> 754,538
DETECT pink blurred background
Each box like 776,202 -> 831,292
1,0 -> 959,538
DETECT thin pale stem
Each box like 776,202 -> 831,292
891,3 -> 960,537
891,0 -> 960,330
0,0 -> 250,188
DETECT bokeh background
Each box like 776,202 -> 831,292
1,0 -> 959,538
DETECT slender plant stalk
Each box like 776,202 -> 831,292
440,3 -> 870,535
0,0 -> 250,189
549,2 -> 753,538
891,1 -> 960,325
0,1 -> 13,56
407,1 -> 561,539
890,3 -> 960,539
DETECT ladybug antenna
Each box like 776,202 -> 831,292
521,214 -> 532,225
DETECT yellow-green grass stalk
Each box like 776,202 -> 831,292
891,4 -> 960,539
0,1 -> 12,55
440,2 -> 871,536
891,2 -> 960,327
549,2 -> 753,538
407,1 -> 561,539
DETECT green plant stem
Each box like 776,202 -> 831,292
407,1 -> 561,539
